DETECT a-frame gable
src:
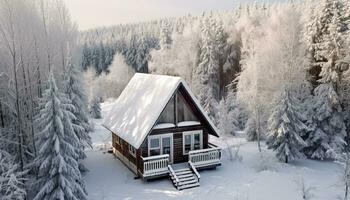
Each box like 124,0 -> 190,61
176,83 -> 219,137
152,83 -> 219,137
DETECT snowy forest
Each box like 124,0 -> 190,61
1,0 -> 350,199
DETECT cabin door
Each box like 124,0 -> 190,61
148,133 -> 173,164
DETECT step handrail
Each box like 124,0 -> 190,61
188,161 -> 200,181
168,165 -> 179,189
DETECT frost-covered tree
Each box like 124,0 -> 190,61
217,92 -> 239,136
304,83 -> 346,160
266,91 -> 308,163
159,20 -> 173,49
33,73 -> 87,200
63,58 -> 92,172
0,150 -> 26,200
305,0 -> 348,89
245,117 -> 258,141
90,97 -> 102,119
193,15 -> 226,121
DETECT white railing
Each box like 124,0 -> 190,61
188,161 -> 200,181
142,154 -> 169,177
168,165 -> 179,189
189,147 -> 221,168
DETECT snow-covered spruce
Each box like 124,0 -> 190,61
305,0 -> 348,88
245,117 -> 258,141
63,59 -> 92,172
33,73 -> 87,200
217,94 -> 239,136
0,150 -> 26,200
304,84 -> 346,160
266,91 -> 308,163
90,96 -> 102,119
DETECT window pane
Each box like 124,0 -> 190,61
150,149 -> 160,156
177,93 -> 198,122
194,133 -> 201,150
162,137 -> 171,155
162,137 -> 170,147
157,96 -> 175,124
150,138 -> 159,148
184,135 -> 191,153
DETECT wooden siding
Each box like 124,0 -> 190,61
111,132 -> 138,175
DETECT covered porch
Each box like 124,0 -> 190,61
139,145 -> 221,180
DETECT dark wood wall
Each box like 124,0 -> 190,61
139,125 -> 209,164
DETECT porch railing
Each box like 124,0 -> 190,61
188,147 -> 221,168
141,154 -> 169,178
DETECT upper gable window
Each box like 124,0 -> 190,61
157,95 -> 175,124
177,92 -> 199,123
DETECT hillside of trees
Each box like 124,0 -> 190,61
80,0 -> 350,163
0,0 -> 350,199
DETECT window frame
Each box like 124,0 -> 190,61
148,137 -> 161,156
182,130 -> 203,155
128,144 -> 136,157
148,134 -> 173,163
115,135 -> 120,145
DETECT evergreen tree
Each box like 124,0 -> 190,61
159,20 -> 172,49
90,97 -> 102,119
304,83 -> 346,159
194,14 -> 224,121
217,94 -> 239,136
63,58 -> 92,172
245,117 -> 258,141
305,0 -> 348,89
266,91 -> 308,163
33,73 -> 87,200
0,150 -> 26,200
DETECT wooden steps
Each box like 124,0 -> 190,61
168,165 -> 200,190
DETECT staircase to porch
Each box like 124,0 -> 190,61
168,162 -> 200,190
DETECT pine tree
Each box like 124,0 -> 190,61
305,0 -> 348,89
33,73 -> 87,200
0,150 -> 26,200
245,117 -> 258,141
90,96 -> 102,119
194,14 -> 223,121
266,91 -> 308,163
217,94 -> 239,136
159,20 -> 172,49
304,83 -> 346,159
63,58 -> 92,172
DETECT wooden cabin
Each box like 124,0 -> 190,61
103,73 -> 221,190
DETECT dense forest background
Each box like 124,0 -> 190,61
0,0 -> 350,199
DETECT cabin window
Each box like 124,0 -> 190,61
149,138 -> 160,156
183,130 -> 203,155
157,95 -> 175,124
184,134 -> 192,154
115,135 -> 120,145
177,93 -> 199,124
128,145 -> 136,157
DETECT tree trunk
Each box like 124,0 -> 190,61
0,101 -> 4,128
285,155 -> 288,163
27,66 -> 37,158
345,183 -> 348,200
13,56 -> 24,171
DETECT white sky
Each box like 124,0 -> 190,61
63,0 -> 271,30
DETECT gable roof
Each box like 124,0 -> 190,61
102,73 -> 219,149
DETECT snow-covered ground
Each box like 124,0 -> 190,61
85,101 -> 341,200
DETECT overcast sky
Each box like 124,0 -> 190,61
63,0 -> 277,30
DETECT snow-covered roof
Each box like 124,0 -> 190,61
102,73 -> 219,149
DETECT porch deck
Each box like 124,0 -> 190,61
140,146 -> 221,181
